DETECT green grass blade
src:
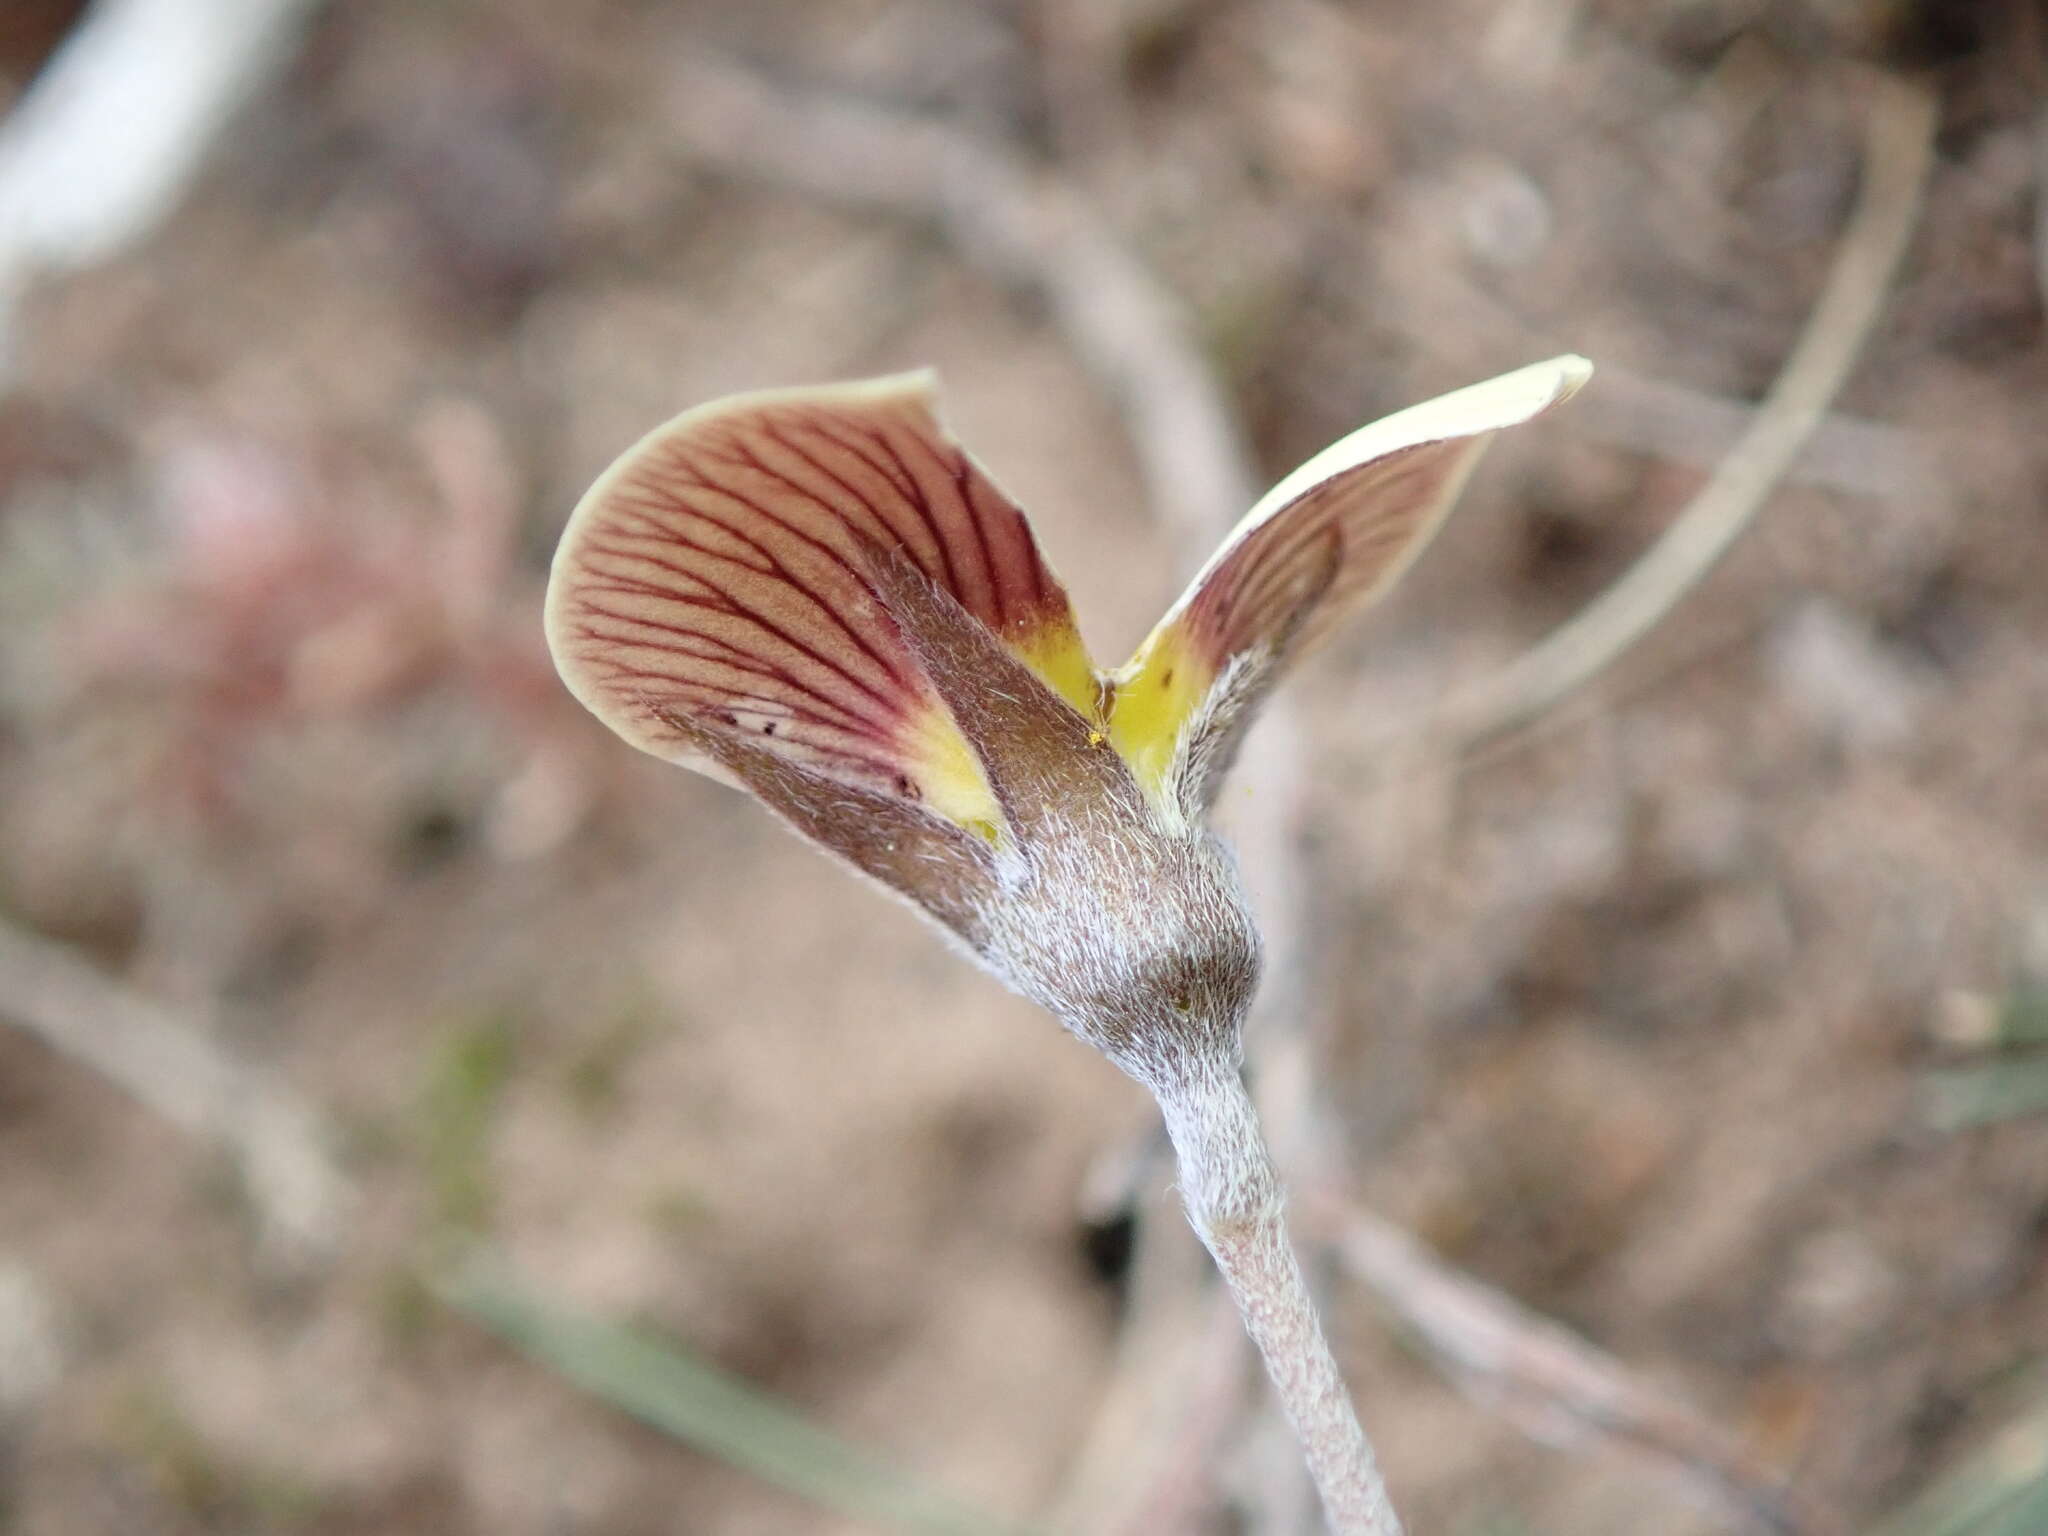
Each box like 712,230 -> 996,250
1871,1388 -> 2048,1536
1991,985 -> 2048,1050
1923,1054 -> 2048,1130
1980,1473 -> 2048,1536
436,1257 -> 1033,1536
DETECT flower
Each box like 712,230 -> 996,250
546,356 -> 1589,1533
544,357 -> 1588,1098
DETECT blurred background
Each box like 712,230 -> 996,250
1,1 -> 2045,1533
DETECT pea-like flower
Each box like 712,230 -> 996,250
545,354 -> 1589,1535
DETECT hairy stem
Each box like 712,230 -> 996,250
1155,1060 -> 1403,1536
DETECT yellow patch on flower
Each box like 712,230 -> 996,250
900,703 -> 1004,840
1103,639 -> 1213,802
1014,617 -> 1100,722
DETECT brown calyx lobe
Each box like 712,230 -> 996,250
861,541 -> 1264,1089
858,540 -> 1135,839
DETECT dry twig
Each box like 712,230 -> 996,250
1300,1194 -> 1838,1536
1578,367 -> 1935,505
1041,1188 -> 1249,1536
2034,105 -> 2048,324
1429,72 -> 1938,754
0,915 -> 349,1260
665,56 -> 1257,540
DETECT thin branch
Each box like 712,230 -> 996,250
664,56 -> 1258,540
2034,104 -> 2048,324
1300,1193 -> 1838,1536
1040,1185 -> 1250,1536
1426,71 -> 1938,754
0,915 -> 350,1261
1578,367 -> 1936,505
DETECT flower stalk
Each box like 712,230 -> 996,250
1158,1060 -> 1402,1534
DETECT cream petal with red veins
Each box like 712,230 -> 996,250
545,372 -> 1098,839
1107,355 -> 1592,812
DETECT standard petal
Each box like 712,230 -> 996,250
1107,355 -> 1591,803
545,372 -> 1097,835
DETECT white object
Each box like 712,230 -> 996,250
0,0 -> 322,363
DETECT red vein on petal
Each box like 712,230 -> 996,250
790,408 -> 1069,642
1188,448 -> 1443,655
570,600 -> 891,740
571,555 -> 905,719
595,477 -> 915,696
750,419 -> 973,625
626,473 -> 905,679
707,430 -> 946,603
798,409 -> 1031,631
798,408 -> 922,504
858,422 -> 971,611
887,421 -> 1000,625
571,596 -> 897,730
965,465 -> 1046,621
